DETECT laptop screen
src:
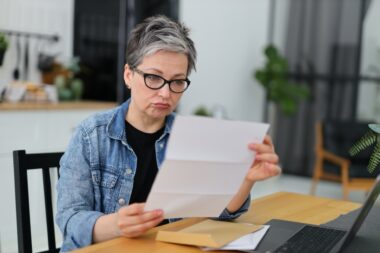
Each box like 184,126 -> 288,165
341,175 -> 380,250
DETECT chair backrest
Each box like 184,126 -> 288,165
13,150 -> 64,253
322,120 -> 372,160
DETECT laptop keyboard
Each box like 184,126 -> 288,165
273,225 -> 346,253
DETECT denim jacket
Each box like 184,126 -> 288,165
56,99 -> 250,252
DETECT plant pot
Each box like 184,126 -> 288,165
71,78 -> 83,100
0,49 -> 6,67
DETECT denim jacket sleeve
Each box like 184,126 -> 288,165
217,194 -> 251,220
56,125 -> 103,252
168,194 -> 250,224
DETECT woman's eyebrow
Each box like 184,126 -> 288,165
143,68 -> 186,78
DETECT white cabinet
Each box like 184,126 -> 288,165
0,102 -> 116,253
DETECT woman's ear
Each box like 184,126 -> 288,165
124,64 -> 133,89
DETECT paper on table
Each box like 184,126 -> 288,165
201,225 -> 270,251
145,115 -> 269,218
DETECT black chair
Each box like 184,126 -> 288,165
310,121 -> 376,200
13,150 -> 64,253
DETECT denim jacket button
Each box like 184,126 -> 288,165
118,198 -> 126,206
159,143 -> 164,149
126,168 -> 133,175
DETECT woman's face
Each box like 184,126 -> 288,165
124,50 -> 188,121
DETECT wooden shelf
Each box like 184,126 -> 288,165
0,101 -> 117,111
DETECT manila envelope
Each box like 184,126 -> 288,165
156,219 -> 263,248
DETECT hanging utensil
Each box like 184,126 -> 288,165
13,36 -> 21,80
23,36 -> 29,80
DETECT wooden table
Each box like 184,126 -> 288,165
73,192 -> 361,253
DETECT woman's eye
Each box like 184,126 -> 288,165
173,80 -> 185,86
146,75 -> 161,82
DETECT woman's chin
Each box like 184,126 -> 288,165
149,109 -> 172,119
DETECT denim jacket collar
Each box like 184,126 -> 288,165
106,99 -> 175,142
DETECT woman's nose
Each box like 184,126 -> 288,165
158,83 -> 171,97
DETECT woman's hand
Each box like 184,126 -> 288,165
93,203 -> 164,243
246,135 -> 281,182
116,203 -> 164,238
226,135 -> 281,213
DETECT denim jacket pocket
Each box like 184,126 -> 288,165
92,170 -> 118,188
91,169 -> 120,213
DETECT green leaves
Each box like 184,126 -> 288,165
254,45 -> 309,116
0,32 -> 8,50
193,106 -> 212,117
349,124 -> 380,174
349,131 -> 377,156
369,140 -> 380,174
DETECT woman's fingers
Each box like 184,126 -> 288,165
263,135 -> 274,146
120,215 -> 164,237
119,207 -> 163,226
126,209 -> 163,226
246,162 -> 282,182
249,143 -> 273,152
255,153 -> 279,164
263,162 -> 281,175
122,203 -> 145,215
246,135 -> 281,182
117,203 -> 164,237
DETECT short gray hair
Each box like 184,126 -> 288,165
126,15 -> 197,75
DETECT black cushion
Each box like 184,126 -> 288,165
323,120 -> 375,178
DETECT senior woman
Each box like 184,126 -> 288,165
56,15 -> 280,252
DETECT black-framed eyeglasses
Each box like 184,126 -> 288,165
133,68 -> 191,93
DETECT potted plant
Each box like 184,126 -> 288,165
254,45 -> 309,119
0,32 -> 9,67
349,123 -> 380,174
193,105 -> 212,117
54,57 -> 84,101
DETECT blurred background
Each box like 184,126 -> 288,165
0,0 -> 379,252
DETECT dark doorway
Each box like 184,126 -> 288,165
73,0 -> 179,102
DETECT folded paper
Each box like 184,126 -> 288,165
145,115 -> 269,218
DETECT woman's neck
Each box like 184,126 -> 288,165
126,104 -> 165,134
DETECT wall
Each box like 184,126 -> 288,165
178,0 -> 269,122
0,0 -> 74,87
272,0 -> 290,53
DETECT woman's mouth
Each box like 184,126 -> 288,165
153,103 -> 170,109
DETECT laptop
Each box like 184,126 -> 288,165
255,175 -> 380,253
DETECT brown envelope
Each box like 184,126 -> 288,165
156,219 -> 262,248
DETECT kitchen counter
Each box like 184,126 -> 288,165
0,101 -> 118,111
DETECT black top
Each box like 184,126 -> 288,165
126,120 -> 164,204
